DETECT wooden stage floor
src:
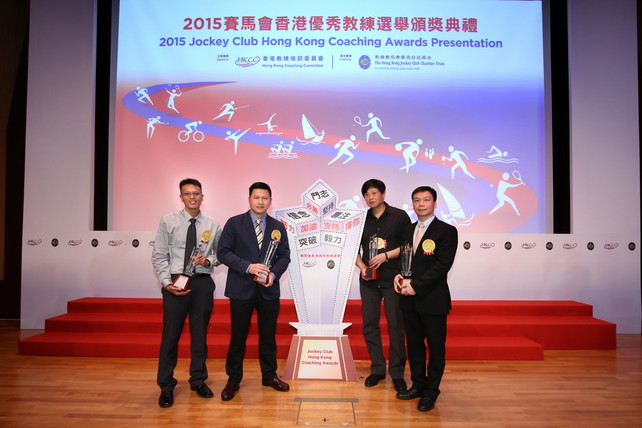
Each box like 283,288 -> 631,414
1,321 -> 640,427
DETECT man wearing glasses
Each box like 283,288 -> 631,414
152,178 -> 222,408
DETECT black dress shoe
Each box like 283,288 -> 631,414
417,396 -> 436,412
364,373 -> 385,387
262,377 -> 290,392
392,378 -> 407,392
158,391 -> 174,408
221,383 -> 240,401
396,387 -> 422,400
190,383 -> 214,398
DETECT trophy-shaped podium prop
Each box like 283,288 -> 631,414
253,238 -> 279,285
274,179 -> 365,381
172,244 -> 204,290
400,243 -> 413,289
364,234 -> 381,280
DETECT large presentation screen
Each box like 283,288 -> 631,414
112,0 -> 548,232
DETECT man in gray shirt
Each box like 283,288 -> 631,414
151,178 -> 221,408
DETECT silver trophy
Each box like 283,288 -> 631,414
400,243 -> 413,288
173,244 -> 204,290
364,234 -> 380,280
254,239 -> 280,285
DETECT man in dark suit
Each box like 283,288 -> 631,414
216,182 -> 291,401
393,185 -> 458,412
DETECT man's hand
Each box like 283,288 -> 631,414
164,284 -> 191,296
368,253 -> 387,269
249,263 -> 270,277
192,254 -> 210,267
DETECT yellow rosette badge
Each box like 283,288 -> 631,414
200,230 -> 211,244
376,237 -> 387,249
271,230 -> 282,242
422,239 -> 436,255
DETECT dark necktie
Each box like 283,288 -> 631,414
184,218 -> 197,269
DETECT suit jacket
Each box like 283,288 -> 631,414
217,211 -> 290,301
400,217 -> 458,315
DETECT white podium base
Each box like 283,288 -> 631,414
282,324 -> 357,381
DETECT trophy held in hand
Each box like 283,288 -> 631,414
173,243 -> 204,291
400,243 -> 413,289
364,234 -> 381,280
254,233 -> 280,285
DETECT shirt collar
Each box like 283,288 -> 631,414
417,215 -> 435,229
181,209 -> 201,223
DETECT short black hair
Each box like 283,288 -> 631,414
361,179 -> 386,196
179,178 -> 202,191
411,186 -> 437,201
249,181 -> 272,197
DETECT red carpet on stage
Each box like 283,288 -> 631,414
18,299 -> 616,360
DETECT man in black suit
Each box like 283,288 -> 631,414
216,182 -> 291,401
393,186 -> 458,412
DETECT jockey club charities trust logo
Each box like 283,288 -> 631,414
91,239 -> 99,247
51,238 -> 59,247
463,241 -> 471,250
235,56 -> 260,67
27,239 -> 42,246
546,242 -> 554,250
132,239 -> 140,248
504,241 -> 512,250
480,242 -> 495,249
359,55 -> 371,69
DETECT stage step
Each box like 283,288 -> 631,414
19,298 -> 616,360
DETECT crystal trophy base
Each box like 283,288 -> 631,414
253,272 -> 269,285
400,277 -> 413,288
172,274 -> 191,290
364,267 -> 380,280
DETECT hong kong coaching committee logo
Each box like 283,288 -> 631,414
359,55 -> 371,70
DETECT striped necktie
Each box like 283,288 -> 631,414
255,218 -> 263,249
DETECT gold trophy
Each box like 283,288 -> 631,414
364,234 -> 381,280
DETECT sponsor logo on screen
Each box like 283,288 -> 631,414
27,239 -> 42,246
604,243 -> 619,250
463,241 -> 471,250
132,239 -> 140,248
504,241 -> 512,250
628,242 -> 636,251
302,261 -> 317,268
51,238 -> 59,247
235,56 -> 260,67
587,242 -> 595,251
91,239 -> 99,247
327,260 -> 336,269
563,243 -> 577,250
108,240 -> 123,247
358,55 -> 371,69
68,240 -> 82,246
546,242 -> 553,250
521,242 -> 536,249
480,242 -> 495,249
